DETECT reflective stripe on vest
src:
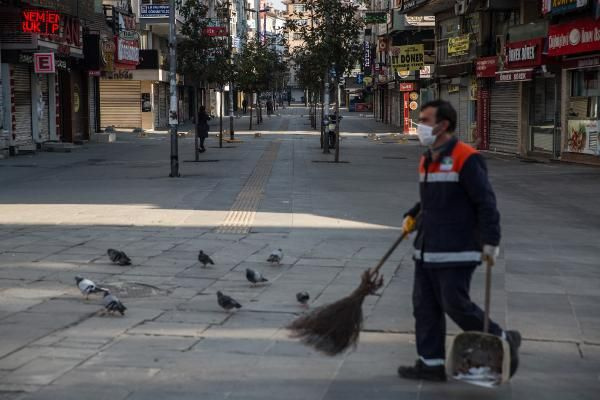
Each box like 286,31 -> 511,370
419,171 -> 459,183
414,250 -> 482,263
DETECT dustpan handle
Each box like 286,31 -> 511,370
483,260 -> 492,333
371,231 -> 409,275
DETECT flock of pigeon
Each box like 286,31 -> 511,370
74,247 -> 310,316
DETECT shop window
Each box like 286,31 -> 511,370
570,70 -> 600,119
530,78 -> 556,125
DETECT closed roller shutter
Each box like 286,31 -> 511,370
490,82 -> 519,154
440,85 -> 462,135
159,83 -> 167,127
100,80 -> 141,128
12,64 -> 33,147
39,74 -> 50,142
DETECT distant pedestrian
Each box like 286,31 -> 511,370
242,98 -> 248,114
197,106 -> 210,152
267,99 -> 273,116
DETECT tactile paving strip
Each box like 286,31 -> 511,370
216,141 -> 281,234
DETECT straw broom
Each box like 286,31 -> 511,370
287,230 -> 411,356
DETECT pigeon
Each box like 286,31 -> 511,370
107,248 -> 131,266
267,249 -> 283,264
198,250 -> 215,268
102,292 -> 127,316
75,276 -> 109,300
246,268 -> 268,285
217,291 -> 242,311
296,291 -> 310,306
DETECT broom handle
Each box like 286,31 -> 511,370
483,260 -> 492,333
370,231 -> 409,275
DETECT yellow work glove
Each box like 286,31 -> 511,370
402,215 -> 417,235
481,244 -> 500,267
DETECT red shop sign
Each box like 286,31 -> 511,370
399,82 -> 416,91
22,9 -> 60,35
475,56 -> 497,78
548,17 -> 600,57
203,26 -> 228,37
505,38 -> 544,68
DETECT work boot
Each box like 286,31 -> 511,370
398,359 -> 446,382
505,330 -> 521,377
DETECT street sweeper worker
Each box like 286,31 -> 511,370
397,100 -> 521,382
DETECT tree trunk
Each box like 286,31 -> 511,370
249,93 -> 253,130
194,83 -> 199,161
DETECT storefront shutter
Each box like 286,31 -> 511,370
100,80 -> 141,128
490,82 -> 519,154
12,64 -> 33,147
38,74 -> 50,142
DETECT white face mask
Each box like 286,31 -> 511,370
417,124 -> 436,146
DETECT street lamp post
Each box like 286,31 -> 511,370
168,0 -> 179,177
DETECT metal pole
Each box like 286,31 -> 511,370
255,0 -> 260,44
229,3 -> 234,140
323,69 -> 330,154
169,0 -> 179,177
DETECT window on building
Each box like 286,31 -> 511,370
293,4 -> 306,13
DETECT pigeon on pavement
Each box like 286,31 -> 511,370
217,291 -> 242,311
75,276 -> 109,300
296,291 -> 310,306
102,292 -> 127,315
107,248 -> 131,266
246,268 -> 268,285
267,249 -> 283,264
198,250 -> 215,268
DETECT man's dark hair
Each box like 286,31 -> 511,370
421,100 -> 457,133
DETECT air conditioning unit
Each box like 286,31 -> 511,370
455,0 -> 468,15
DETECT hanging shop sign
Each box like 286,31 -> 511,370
399,82 -> 417,91
548,17 -> 600,56
21,9 -> 61,35
101,38 -> 115,71
391,44 -> 424,72
34,52 -> 55,73
203,26 -> 228,36
364,11 -> 388,25
447,84 -> 460,93
477,86 -> 491,150
542,0 -> 589,16
363,41 -> 372,72
475,56 -> 497,78
505,38 -> 544,69
567,119 -> 599,155
378,37 -> 389,53
115,36 -> 139,65
139,4 -> 170,18
419,65 -> 432,78
448,35 -> 470,56
495,69 -> 534,82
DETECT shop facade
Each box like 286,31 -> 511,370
548,16 -> 600,164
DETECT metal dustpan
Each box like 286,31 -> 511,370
446,262 -> 511,388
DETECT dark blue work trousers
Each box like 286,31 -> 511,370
413,262 -> 503,361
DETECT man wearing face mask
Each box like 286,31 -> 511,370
397,100 -> 521,381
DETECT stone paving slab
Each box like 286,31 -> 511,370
0,107 -> 599,399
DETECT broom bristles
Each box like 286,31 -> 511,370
287,269 -> 384,356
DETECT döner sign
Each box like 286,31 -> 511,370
548,17 -> 600,56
